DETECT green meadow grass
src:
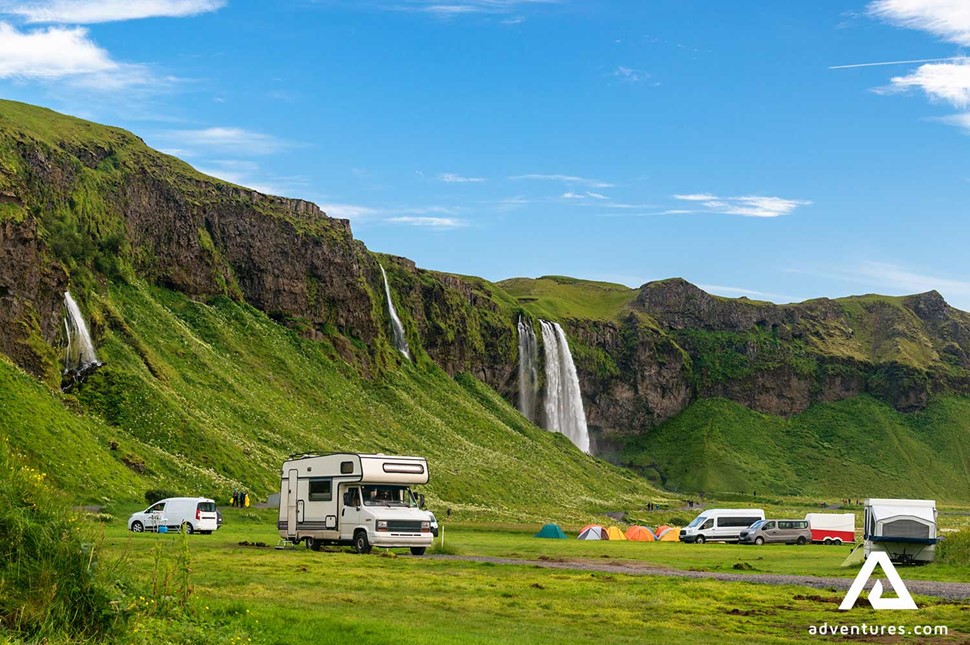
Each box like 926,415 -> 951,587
91,513 -> 970,644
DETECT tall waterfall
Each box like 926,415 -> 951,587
63,291 -> 101,379
517,316 -> 538,422
539,320 -> 590,453
379,263 -> 411,360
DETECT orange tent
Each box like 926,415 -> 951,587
605,526 -> 627,541
654,524 -> 671,538
657,527 -> 681,542
625,526 -> 656,542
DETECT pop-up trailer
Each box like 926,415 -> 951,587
278,453 -> 435,555
864,498 -> 938,564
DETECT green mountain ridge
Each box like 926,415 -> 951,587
1,99 -> 970,508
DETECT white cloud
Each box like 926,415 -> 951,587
562,191 -> 609,200
162,127 -> 291,155
195,159 -> 309,197
387,216 -> 467,228
7,0 -> 226,24
0,21 -> 114,78
869,0 -> 970,46
510,173 -> 615,188
880,58 -> 970,107
697,284 -> 798,303
612,66 -> 650,83
673,193 -> 811,218
438,172 -> 485,183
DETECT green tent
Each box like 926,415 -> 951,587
535,523 -> 567,539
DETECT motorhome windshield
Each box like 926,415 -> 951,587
687,516 -> 707,529
361,485 -> 416,507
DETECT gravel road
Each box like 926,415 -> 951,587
430,555 -> 970,602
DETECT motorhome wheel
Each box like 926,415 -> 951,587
306,537 -> 322,551
353,530 -> 371,554
410,547 -> 426,556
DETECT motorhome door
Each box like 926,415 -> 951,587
341,486 -> 362,539
286,469 -> 298,538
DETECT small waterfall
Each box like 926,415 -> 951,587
62,291 -> 102,390
379,263 -> 411,360
539,320 -> 590,453
517,316 -> 538,422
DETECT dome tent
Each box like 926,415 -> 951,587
626,525 -> 656,542
535,523 -> 567,539
577,526 -> 608,540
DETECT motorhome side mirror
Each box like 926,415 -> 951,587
418,494 -> 425,509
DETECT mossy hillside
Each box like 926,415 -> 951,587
11,280 -> 663,522
623,395 -> 970,499
498,275 -> 639,322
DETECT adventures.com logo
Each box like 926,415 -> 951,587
807,552 -> 949,639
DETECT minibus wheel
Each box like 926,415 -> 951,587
695,535 -> 706,544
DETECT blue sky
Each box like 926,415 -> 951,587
1,1 -> 969,309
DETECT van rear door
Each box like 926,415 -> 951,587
196,500 -> 219,531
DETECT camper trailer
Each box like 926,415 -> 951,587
277,453 -> 435,555
805,512 -> 855,545
864,498 -> 938,564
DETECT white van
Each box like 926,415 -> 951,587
128,497 -> 219,534
680,508 -> 765,543
278,453 -> 435,555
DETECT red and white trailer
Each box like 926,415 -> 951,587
805,513 -> 855,544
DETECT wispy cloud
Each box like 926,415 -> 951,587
387,216 -> 467,228
790,261 -> 970,310
510,173 -> 615,189
195,159 -> 309,197
611,66 -> 651,83
830,56 -> 965,69
388,0 -> 559,16
697,284 -> 799,303
160,127 -> 292,155
673,193 -> 811,218
438,172 -> 486,183
869,0 -> 970,46
318,203 -> 383,221
6,0 -> 226,24
562,191 -> 609,200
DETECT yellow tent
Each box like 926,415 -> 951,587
625,525 -> 656,542
657,527 -> 681,542
605,526 -> 627,541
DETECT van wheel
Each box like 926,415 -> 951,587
306,537 -> 322,552
131,521 -> 144,533
695,535 -> 706,544
353,530 -> 371,554
754,536 -> 765,545
183,522 -> 194,534
200,531 -> 212,535
796,536 -> 807,545
410,547 -> 426,556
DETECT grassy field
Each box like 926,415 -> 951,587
87,509 -> 970,644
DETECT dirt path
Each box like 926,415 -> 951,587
429,555 -> 970,601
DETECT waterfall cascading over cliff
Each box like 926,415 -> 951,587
517,316 -> 538,422
379,264 -> 411,359
539,320 -> 590,453
62,291 -> 102,389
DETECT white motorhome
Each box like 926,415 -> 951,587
805,512 -> 855,545
680,508 -> 764,543
278,453 -> 435,555
128,497 -> 219,534
864,498 -> 938,564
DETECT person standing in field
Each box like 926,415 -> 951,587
244,491 -> 250,508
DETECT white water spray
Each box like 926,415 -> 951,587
517,316 -> 538,422
379,263 -> 411,359
539,320 -> 590,453
63,291 -> 101,375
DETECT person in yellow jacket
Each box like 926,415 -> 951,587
244,491 -> 250,508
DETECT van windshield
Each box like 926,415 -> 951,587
749,520 -> 766,530
361,485 -> 416,508
687,516 -> 707,529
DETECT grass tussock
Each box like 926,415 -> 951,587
939,530 -> 970,566
0,443 -> 118,641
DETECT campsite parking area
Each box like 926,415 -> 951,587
98,508 -> 970,643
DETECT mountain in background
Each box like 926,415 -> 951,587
1,99 -> 969,509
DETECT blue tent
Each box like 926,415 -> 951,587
535,523 -> 567,539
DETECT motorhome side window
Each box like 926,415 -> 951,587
308,478 -> 332,502
340,461 -> 354,474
